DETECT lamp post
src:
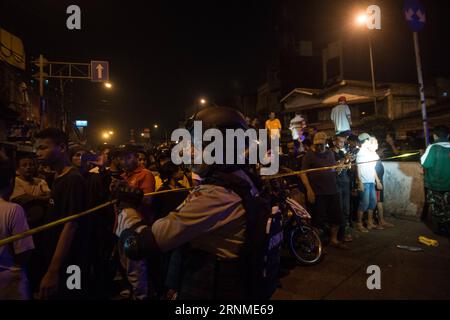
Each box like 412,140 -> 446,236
356,14 -> 378,115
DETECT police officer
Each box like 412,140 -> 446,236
115,106 -> 271,299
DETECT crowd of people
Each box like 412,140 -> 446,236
0,104 -> 448,300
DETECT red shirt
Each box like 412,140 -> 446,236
122,168 -> 155,194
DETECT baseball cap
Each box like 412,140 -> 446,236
313,132 -> 328,145
358,133 -> 371,142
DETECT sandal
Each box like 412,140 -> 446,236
356,223 -> 369,233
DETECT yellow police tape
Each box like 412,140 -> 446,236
0,188 -> 193,248
0,151 -> 419,247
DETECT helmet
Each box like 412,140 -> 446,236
184,106 -> 250,177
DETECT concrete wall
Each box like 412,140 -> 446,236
383,161 -> 424,220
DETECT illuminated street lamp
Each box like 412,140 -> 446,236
355,12 -> 378,115
102,132 -> 110,139
355,14 -> 367,25
154,124 -> 158,129
104,82 -> 113,89
109,131 -> 114,135
199,98 -> 219,108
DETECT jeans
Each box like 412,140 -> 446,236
337,179 -> 351,239
358,183 -> 377,212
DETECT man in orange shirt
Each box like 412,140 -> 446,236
121,145 -> 155,194
265,111 -> 282,139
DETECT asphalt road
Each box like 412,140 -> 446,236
273,218 -> 450,300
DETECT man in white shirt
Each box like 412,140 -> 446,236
331,96 -> 352,135
289,113 -> 307,154
0,156 -> 35,300
355,133 -> 383,233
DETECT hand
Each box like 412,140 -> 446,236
110,178 -> 126,193
306,189 -> 316,204
109,177 -> 119,192
358,183 -> 364,192
376,181 -> 383,190
39,271 -> 59,300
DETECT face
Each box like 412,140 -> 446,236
269,112 -> 275,120
122,153 -> 138,172
18,158 -> 35,179
35,138 -> 65,166
173,167 -> 184,180
71,150 -> 85,168
386,134 -> 393,144
333,137 -> 346,150
369,138 -> 379,152
314,143 -> 326,153
98,148 -> 110,167
137,153 -> 147,169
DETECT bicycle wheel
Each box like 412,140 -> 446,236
289,225 -> 323,265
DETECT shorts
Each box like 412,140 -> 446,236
310,193 -> 342,228
358,183 -> 377,212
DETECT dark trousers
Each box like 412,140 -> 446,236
308,193 -> 342,230
337,179 -> 351,240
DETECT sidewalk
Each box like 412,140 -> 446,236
273,218 -> 450,300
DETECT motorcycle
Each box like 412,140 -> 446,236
269,175 -> 323,265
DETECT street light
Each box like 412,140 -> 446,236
199,98 -> 219,108
102,132 -> 110,139
154,124 -> 158,129
104,82 -> 112,89
109,131 -> 114,135
355,12 -> 378,115
355,14 -> 367,25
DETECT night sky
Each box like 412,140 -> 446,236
1,0 -> 450,144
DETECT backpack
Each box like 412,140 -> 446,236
203,169 -> 283,299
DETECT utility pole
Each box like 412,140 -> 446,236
404,0 -> 428,146
413,31 -> 429,146
38,54 -> 45,130
368,34 -> 378,115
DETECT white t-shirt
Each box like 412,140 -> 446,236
289,115 -> 306,140
356,148 -> 380,183
11,177 -> 50,200
0,199 -> 35,300
330,104 -> 351,133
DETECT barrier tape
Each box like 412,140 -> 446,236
0,151 -> 419,247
